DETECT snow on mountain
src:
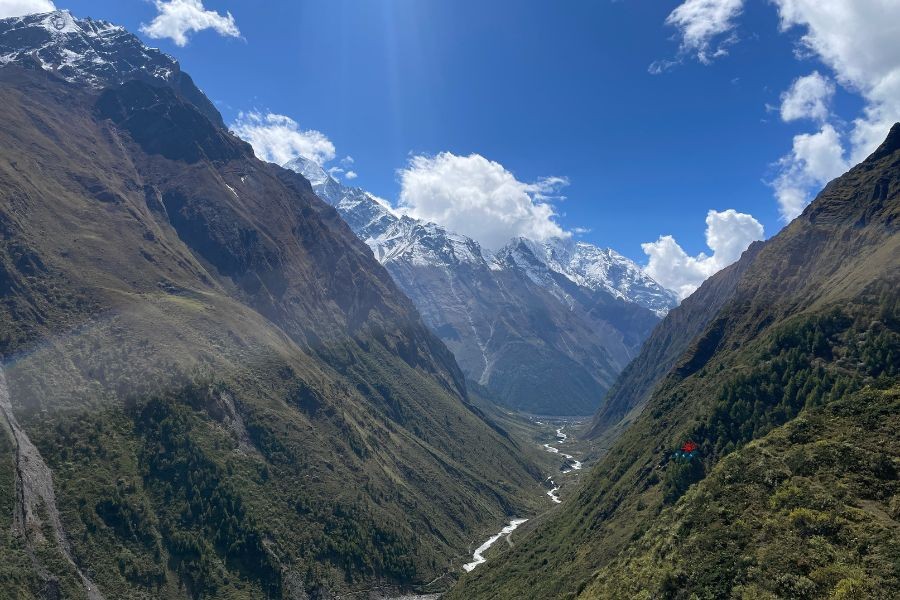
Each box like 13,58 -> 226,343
284,156 -> 677,315
498,238 -> 678,316
286,155 -> 490,268
283,157 -> 677,414
285,157 -> 678,317
0,10 -> 223,126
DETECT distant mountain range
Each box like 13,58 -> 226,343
285,156 -> 677,415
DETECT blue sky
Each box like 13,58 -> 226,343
22,0 -> 900,295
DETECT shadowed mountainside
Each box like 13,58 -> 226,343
0,62 -> 546,599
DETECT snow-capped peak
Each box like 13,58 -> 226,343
1,11 -> 172,85
39,10 -> 81,35
284,155 -> 330,188
497,237 -> 677,316
282,156 -> 677,314
0,10 -> 222,126
284,156 -> 491,269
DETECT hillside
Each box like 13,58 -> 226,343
587,242 -> 762,437
284,156 -> 672,415
447,125 -> 900,599
0,16 -> 547,598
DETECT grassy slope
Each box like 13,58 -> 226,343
0,68 -> 545,598
448,127 -> 900,599
583,385 -> 900,599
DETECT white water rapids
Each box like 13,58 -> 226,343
462,518 -> 529,572
461,425 -> 584,573
546,477 -> 561,503
544,427 -> 583,475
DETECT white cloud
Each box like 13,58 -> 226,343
772,124 -> 848,220
642,209 -> 763,300
659,1 -> 900,219
344,170 -> 358,180
789,125 -> 848,182
140,0 -> 240,47
231,112 -> 336,165
658,0 -> 745,68
780,71 -> 835,122
773,0 -> 900,164
0,0 -> 56,18
398,152 -> 569,250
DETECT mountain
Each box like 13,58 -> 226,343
0,12 -> 548,599
448,126 -> 900,599
0,10 -> 222,126
284,156 -> 676,415
586,241 -> 763,438
496,236 -> 676,318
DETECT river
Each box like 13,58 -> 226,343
462,518 -> 529,572
463,424 -> 584,572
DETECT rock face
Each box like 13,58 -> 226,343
0,13 -> 546,599
0,10 -> 222,126
284,156 -> 676,415
448,125 -> 900,599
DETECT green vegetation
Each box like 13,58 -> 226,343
450,294 -> 900,600
0,68 -> 547,598
584,385 -> 900,599
449,126 -> 900,598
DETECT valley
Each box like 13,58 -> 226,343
459,416 -> 593,575
448,125 -> 900,599
0,5 -> 897,600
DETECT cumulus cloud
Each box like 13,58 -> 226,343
652,0 -> 744,70
230,112 -> 336,165
344,170 -> 358,180
398,152 -> 568,250
765,1 -> 900,220
773,0 -> 900,164
772,124 -> 848,220
780,71 -> 835,122
656,1 -> 899,218
140,0 -> 240,47
0,0 -> 56,18
643,209 -> 764,300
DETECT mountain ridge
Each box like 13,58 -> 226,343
0,10 -> 223,127
448,123 -> 900,598
0,14 -> 548,598
284,155 -> 676,415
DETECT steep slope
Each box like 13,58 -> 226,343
582,385 -> 900,599
284,156 -> 671,415
498,236 -> 676,318
586,241 -> 763,437
0,10 -> 221,126
448,124 -> 900,599
0,24 -> 546,600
